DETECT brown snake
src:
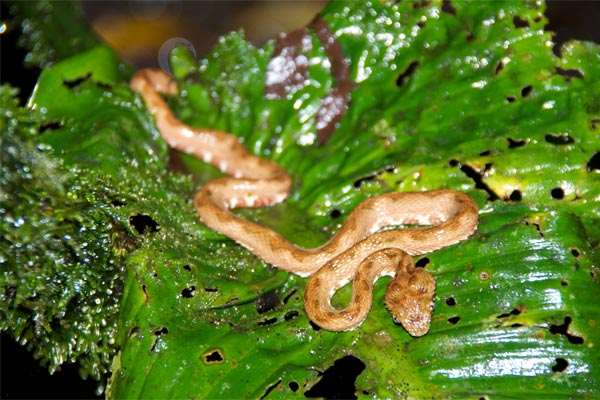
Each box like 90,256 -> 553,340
130,68 -> 479,336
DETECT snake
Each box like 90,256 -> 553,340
130,68 -> 479,336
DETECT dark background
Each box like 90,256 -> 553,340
1,1 -> 599,399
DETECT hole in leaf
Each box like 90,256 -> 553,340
479,271 -> 490,280
309,321 -> 322,331
283,289 -> 298,305
525,220 -> 545,238
202,349 -> 225,364
288,381 -> 299,392
513,15 -> 530,28
454,162 -> 499,201
509,190 -> 522,202
549,316 -> 584,344
545,133 -> 575,145
506,96 -> 517,103
445,297 -> 456,306
150,335 -> 164,352
497,305 -> 525,318
97,81 -> 113,90
154,326 -> 169,336
330,209 -> 342,219
507,137 -> 526,148
396,61 -> 420,87
415,257 -> 430,268
570,248 -> 581,258
551,187 -> 564,199
258,317 -> 278,326
354,174 -> 376,188
552,42 -> 562,58
521,85 -> 533,97
38,120 -> 62,133
448,316 -> 461,325
304,355 -> 366,400
556,67 -> 584,80
552,357 -> 569,373
284,310 -> 299,321
255,291 -> 280,314
180,286 -> 196,298
494,61 -> 505,75
183,264 -> 192,272
441,0 -> 456,15
129,214 -> 159,234
150,326 -> 169,352
260,379 -> 282,400
586,152 -> 600,171
560,279 -> 569,287
204,287 -> 218,293
63,72 -> 92,89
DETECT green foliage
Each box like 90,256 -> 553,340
1,84 -> 124,383
1,0 -> 599,398
5,0 -> 99,68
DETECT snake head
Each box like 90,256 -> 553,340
384,269 -> 436,337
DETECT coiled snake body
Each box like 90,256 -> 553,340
131,69 -> 479,336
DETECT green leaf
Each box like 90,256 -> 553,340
2,0 -> 599,398
5,0 -> 100,68
109,1 -> 599,398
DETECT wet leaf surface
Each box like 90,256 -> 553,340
2,1 -> 599,398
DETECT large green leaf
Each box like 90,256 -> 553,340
2,0 -> 599,398
108,1 -> 599,398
